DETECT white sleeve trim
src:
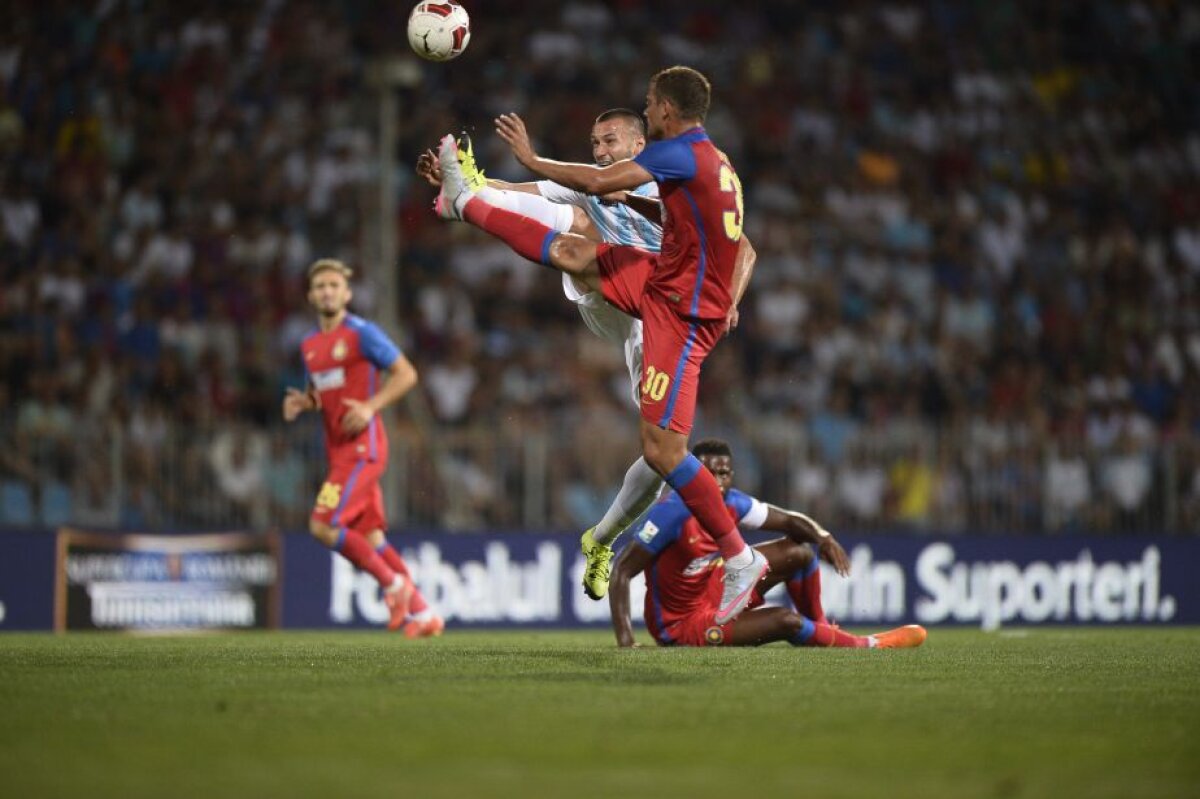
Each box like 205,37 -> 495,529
739,497 -> 769,530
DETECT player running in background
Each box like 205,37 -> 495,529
435,66 -> 765,625
419,109 -> 757,602
609,439 -> 928,649
282,258 -> 444,638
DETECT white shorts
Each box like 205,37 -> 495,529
563,273 -> 643,406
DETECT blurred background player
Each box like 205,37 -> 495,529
419,109 -> 756,601
282,259 -> 443,638
608,439 -> 928,649
435,66 -> 766,625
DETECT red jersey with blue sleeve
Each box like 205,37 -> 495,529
300,314 -> 401,464
632,487 -> 768,644
632,127 -> 745,320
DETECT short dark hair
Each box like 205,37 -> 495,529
595,108 -> 646,137
692,439 -> 732,459
651,66 -> 711,121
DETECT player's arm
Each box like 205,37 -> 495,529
341,320 -> 420,434
282,383 -> 319,422
759,505 -> 850,576
725,235 -> 757,335
616,193 -> 663,225
496,113 -> 653,195
609,542 -> 655,648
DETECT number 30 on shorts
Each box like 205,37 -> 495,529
643,365 -> 671,402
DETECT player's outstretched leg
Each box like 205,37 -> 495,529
436,134 -> 603,284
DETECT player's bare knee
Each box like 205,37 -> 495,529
781,611 -> 805,635
548,234 -> 596,275
309,519 -> 337,547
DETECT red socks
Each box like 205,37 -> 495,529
806,622 -> 870,648
666,455 -> 747,560
375,542 -> 429,615
335,529 -> 397,589
787,562 -> 826,624
463,197 -> 557,265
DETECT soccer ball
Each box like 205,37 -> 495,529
407,2 -> 471,62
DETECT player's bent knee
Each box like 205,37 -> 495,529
308,519 -> 337,547
549,234 -> 597,275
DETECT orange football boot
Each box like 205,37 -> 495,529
872,624 -> 928,649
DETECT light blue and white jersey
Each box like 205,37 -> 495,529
536,180 -> 663,251
536,179 -> 661,407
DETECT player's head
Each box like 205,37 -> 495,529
645,66 -> 711,139
591,108 -> 646,166
692,438 -> 733,494
307,258 -> 353,318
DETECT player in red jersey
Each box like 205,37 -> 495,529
435,66 -> 766,624
283,259 -> 443,638
608,439 -> 928,649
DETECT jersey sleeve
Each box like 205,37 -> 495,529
631,497 -> 691,556
357,321 -> 402,370
535,180 -> 588,206
727,489 -> 770,530
633,139 -> 697,182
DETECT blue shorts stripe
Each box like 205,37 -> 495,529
333,527 -> 348,551
658,323 -> 697,428
540,230 -> 557,265
330,460 -> 366,527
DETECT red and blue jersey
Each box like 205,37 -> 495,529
633,126 -> 745,320
632,488 -> 768,644
300,314 -> 402,464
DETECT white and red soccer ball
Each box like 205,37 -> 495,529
407,2 -> 471,62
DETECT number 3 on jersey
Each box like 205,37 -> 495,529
643,365 -> 671,402
718,161 -> 744,242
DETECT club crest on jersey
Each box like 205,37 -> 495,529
332,339 -> 348,361
704,626 -> 724,645
637,520 -> 659,544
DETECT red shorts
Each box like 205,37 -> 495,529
310,458 -> 387,532
597,244 -> 725,435
656,571 -> 766,647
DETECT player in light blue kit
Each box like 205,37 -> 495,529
417,108 -> 757,602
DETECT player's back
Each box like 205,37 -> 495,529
633,127 -> 744,320
301,314 -> 398,462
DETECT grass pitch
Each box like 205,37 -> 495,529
1,628 -> 1197,799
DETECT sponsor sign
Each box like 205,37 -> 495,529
55,529 -> 280,632
0,530 -> 1194,631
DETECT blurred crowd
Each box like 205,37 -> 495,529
3,0 -> 1200,533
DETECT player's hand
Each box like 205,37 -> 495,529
818,533 -> 851,577
282,388 -> 313,422
416,148 -> 442,187
495,113 -> 537,168
340,398 -> 375,435
723,305 -> 740,336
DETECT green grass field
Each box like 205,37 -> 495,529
1,628 -> 1197,799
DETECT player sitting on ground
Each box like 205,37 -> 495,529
608,439 -> 928,649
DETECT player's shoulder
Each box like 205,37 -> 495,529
343,313 -> 372,332
300,326 -> 322,346
725,488 -> 756,514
